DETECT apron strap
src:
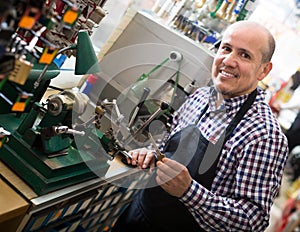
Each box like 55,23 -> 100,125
225,88 -> 257,140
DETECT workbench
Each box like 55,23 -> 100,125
0,156 -> 143,232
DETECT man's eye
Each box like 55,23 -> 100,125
220,46 -> 231,53
223,46 -> 231,51
241,53 -> 250,59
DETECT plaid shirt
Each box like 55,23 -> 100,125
169,86 -> 288,231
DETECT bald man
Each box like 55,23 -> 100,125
112,21 -> 288,232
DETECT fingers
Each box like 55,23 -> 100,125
156,158 -> 192,197
143,150 -> 156,169
137,148 -> 148,168
156,158 -> 187,183
128,148 -> 156,169
158,158 -> 185,172
128,148 -> 141,166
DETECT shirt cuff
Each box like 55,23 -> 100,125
180,179 -> 208,207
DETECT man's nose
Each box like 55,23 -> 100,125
222,53 -> 237,67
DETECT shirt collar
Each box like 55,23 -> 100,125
208,86 -> 259,114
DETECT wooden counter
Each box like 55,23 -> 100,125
0,174 -> 30,232
0,161 -> 37,200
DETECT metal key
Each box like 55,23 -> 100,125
148,132 -> 165,161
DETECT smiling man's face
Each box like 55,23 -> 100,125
212,22 -> 272,99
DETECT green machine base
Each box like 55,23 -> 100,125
0,114 -> 111,195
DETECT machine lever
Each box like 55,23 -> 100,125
128,87 -> 150,128
0,127 -> 11,136
131,101 -> 169,137
122,102 -> 170,149
54,126 -> 85,136
102,99 -> 124,123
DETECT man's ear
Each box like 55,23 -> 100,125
258,62 -> 273,81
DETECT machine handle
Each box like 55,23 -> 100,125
128,87 -> 150,128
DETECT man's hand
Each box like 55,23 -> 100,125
156,158 -> 192,197
127,148 -> 156,169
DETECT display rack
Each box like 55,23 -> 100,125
15,157 -> 145,232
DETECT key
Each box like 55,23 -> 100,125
148,132 -> 165,161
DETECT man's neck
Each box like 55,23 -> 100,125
215,92 -> 224,109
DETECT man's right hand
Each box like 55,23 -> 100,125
127,148 -> 156,169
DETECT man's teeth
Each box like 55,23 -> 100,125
221,70 -> 235,78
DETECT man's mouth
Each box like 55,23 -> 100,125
219,69 -> 238,79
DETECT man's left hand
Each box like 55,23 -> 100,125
156,158 -> 192,197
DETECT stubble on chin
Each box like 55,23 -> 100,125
214,84 -> 234,99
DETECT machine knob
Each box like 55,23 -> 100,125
47,97 -> 63,116
160,101 -> 169,111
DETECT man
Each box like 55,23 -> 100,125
112,21 -> 289,231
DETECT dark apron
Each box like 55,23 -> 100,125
112,89 -> 257,232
